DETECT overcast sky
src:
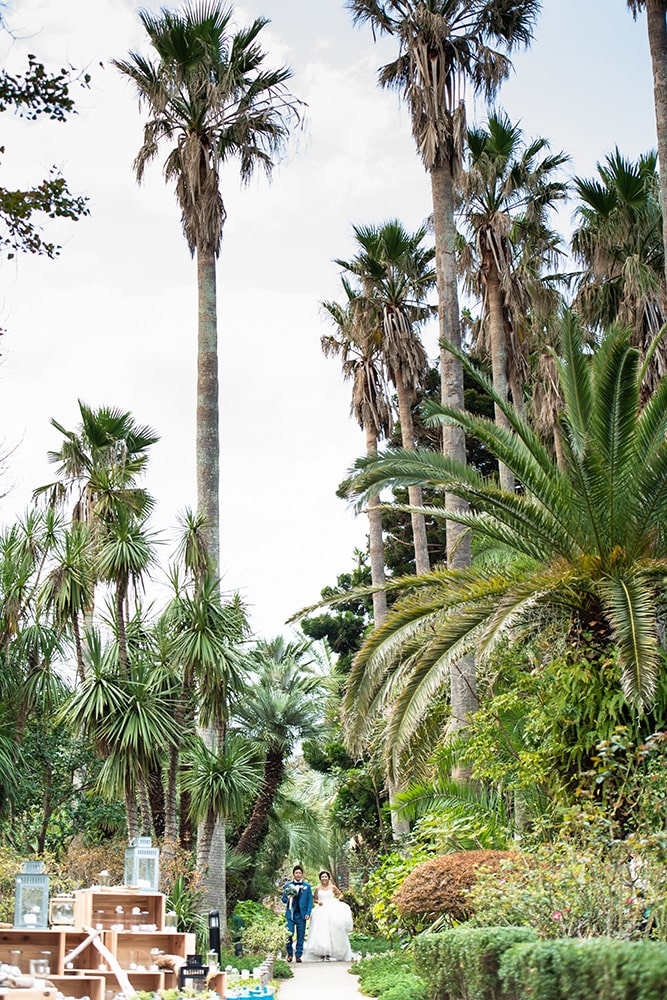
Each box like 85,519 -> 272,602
0,0 -> 657,638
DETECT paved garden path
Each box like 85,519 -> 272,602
276,960 -> 363,999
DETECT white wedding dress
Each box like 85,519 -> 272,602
303,887 -> 353,962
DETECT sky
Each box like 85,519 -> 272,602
0,0 -> 658,639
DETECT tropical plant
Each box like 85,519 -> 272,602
347,0 -> 540,600
113,1 -> 300,569
336,220 -> 436,575
571,148 -> 667,388
457,110 -> 568,489
231,638 -> 323,876
322,279 -> 392,623
342,311 -> 667,763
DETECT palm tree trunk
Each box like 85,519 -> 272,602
196,243 -> 221,567
365,424 -> 387,625
139,773 -> 152,836
394,380 -> 430,574
234,749 -> 285,860
430,160 -> 478,739
196,812 -> 216,878
125,781 -> 139,841
645,0 -> 667,292
486,261 -> 515,494
72,615 -> 85,685
116,580 -> 129,676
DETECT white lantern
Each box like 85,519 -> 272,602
124,836 -> 160,890
14,861 -> 50,929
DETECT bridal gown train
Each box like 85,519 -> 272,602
303,887 -> 353,961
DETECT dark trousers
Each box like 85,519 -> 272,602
286,914 -> 307,958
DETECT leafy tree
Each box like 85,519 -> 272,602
0,51 -> 88,259
342,311 -> 667,765
113,1 -> 300,569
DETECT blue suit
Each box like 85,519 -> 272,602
282,878 -> 313,959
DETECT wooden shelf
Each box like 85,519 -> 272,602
0,930 -> 65,976
49,974 -> 105,1000
73,891 -> 165,934
104,931 -> 196,970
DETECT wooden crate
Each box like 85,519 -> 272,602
49,975 -> 105,1000
85,970 -> 164,993
0,989 -> 56,1000
104,931 -> 196,970
63,932 -> 106,975
73,891 -> 165,934
0,930 -> 65,976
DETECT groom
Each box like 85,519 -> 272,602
282,864 -> 313,963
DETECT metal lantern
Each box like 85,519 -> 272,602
14,861 -> 50,929
49,894 -> 75,927
124,836 -> 160,890
178,955 -> 209,993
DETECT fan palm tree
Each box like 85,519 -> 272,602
342,311 -> 667,760
627,1 -> 667,291
321,279 -> 392,623
571,148 -> 667,389
348,1 -> 540,740
336,220 -> 435,574
113,2 -> 299,568
181,735 -> 262,876
457,110 -> 568,490
232,637 -> 322,876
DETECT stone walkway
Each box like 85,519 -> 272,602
276,959 -> 363,999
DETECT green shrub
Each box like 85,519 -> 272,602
220,950 -> 292,979
350,933 -> 398,955
352,953 -> 418,997
499,937 -> 667,1000
380,975 -> 429,1000
414,926 -> 538,1000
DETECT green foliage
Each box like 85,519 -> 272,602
363,852 -> 430,939
414,926 -> 538,1000
166,874 -> 206,938
233,900 -> 286,955
499,937 -> 667,1000
0,55 -> 89,258
352,952 -> 426,999
350,933 -> 398,955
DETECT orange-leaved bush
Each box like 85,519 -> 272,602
392,850 -> 520,922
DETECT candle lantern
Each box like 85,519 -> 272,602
14,861 -> 50,929
178,954 -> 209,993
124,836 -> 160,890
49,894 -> 75,927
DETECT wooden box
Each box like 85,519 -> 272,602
0,930 -> 65,976
49,975 -> 105,1000
63,932 -> 106,974
88,971 -> 164,993
104,931 -> 196,970
0,989 -> 56,1000
73,891 -> 165,934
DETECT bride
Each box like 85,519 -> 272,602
303,870 -> 353,962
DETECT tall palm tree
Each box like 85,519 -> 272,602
348,0 -> 540,737
627,1 -> 667,291
336,220 -> 435,574
342,311 -> 667,760
457,110 -> 568,490
571,149 -> 667,389
39,521 -> 95,683
321,278 -> 393,623
113,2 -> 299,568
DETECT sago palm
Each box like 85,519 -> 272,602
343,311 -> 667,759
114,2 -> 299,567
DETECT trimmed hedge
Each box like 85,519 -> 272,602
415,928 -> 667,1000
414,927 -> 538,1000
499,937 -> 667,1000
